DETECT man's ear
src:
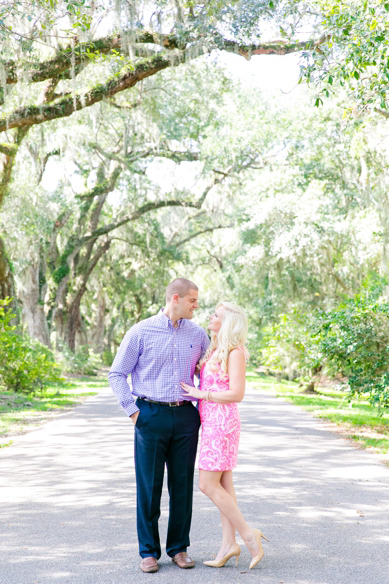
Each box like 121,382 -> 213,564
172,293 -> 180,304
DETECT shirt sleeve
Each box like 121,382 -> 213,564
108,326 -> 143,417
200,329 -> 210,359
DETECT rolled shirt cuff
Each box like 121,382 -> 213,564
124,402 -> 140,417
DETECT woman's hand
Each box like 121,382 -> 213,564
181,382 -> 203,400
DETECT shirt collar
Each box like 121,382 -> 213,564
158,309 -> 185,329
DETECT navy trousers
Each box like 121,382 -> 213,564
134,399 -> 201,559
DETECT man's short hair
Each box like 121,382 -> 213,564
166,278 -> 198,301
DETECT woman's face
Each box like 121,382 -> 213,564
208,305 -> 225,333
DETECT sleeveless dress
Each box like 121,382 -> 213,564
198,348 -> 244,471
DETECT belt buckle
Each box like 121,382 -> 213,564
169,400 -> 180,407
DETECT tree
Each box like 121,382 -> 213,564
299,0 -> 389,116
2,57 -> 259,350
179,87 -> 386,333
0,0 -> 317,298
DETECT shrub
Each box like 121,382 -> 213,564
312,297 -> 389,411
56,345 -> 102,376
260,312 -> 321,381
260,294 -> 389,411
0,298 -> 63,393
101,349 -> 114,367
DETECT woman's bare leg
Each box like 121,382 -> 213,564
199,469 -> 259,558
209,470 -> 236,562
212,471 -> 237,561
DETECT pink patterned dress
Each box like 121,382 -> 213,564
198,350 -> 244,471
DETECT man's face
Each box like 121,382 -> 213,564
176,289 -> 199,319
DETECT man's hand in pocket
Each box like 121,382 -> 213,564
131,411 -> 140,425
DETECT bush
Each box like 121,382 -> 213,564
101,349 -> 114,367
0,299 -> 63,393
312,296 -> 389,411
260,293 -> 389,411
260,312 -> 321,381
57,345 -> 102,376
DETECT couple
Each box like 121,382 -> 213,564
108,278 -> 268,573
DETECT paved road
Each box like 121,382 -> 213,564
1,385 -> 389,584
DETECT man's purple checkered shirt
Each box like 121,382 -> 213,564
108,310 -> 210,417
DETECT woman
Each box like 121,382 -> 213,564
181,302 -> 268,569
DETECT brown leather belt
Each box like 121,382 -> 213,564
138,397 -> 191,407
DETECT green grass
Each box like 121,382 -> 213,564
0,375 -> 107,444
247,370 -> 389,459
350,435 -> 389,453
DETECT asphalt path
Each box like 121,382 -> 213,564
1,384 -> 389,584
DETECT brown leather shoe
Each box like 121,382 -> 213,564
172,552 -> 195,569
140,557 -> 159,573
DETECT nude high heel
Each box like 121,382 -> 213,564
203,544 -> 241,568
249,529 -> 269,570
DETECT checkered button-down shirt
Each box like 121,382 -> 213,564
108,310 -> 210,417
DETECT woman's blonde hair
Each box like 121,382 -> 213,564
200,302 -> 249,378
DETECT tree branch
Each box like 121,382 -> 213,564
154,149 -> 199,163
167,210 -> 206,244
110,237 -> 148,249
83,239 -> 112,284
87,198 -> 208,243
0,127 -> 30,206
76,165 -> 122,201
0,143 -> 18,156
62,182 -> 217,265
89,143 -> 153,166
0,55 -> 171,133
175,224 -> 233,247
90,141 -> 199,165
1,30 -> 317,86
375,108 -> 389,119
219,37 -> 316,60
78,166 -> 122,271
107,98 -> 142,110
2,32 -> 180,85
37,148 -> 60,184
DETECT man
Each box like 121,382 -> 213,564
108,278 -> 209,573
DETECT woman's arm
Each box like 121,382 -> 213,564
212,349 -> 246,403
181,348 -> 246,403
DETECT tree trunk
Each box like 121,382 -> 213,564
377,201 -> 389,299
91,287 -> 106,353
67,289 -> 84,353
0,235 -> 15,301
133,292 -> 143,323
67,239 -> 111,351
301,380 -> 317,394
19,257 -> 51,347
106,320 -> 116,356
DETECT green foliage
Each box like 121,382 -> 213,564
57,345 -> 102,376
313,295 -> 389,410
101,349 -> 114,366
260,312 -> 321,380
0,298 -> 63,393
260,285 -> 389,411
300,0 -> 389,112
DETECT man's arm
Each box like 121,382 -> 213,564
194,329 -> 210,379
200,328 -> 210,359
108,326 -> 143,420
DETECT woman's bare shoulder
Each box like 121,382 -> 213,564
228,347 -> 246,363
